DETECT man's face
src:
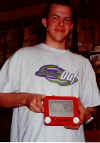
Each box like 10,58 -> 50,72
42,4 -> 73,43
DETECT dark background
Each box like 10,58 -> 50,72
0,0 -> 100,142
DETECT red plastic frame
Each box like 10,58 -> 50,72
44,96 -> 79,126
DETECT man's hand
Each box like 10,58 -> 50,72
25,94 -> 45,113
0,93 -> 45,112
64,101 -> 91,129
78,102 -> 91,124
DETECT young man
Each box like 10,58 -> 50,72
0,0 -> 100,142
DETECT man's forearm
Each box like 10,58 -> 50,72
0,93 -> 27,108
0,93 -> 45,113
87,106 -> 100,117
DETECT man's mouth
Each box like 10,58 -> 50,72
55,29 -> 65,32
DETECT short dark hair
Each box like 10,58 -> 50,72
43,0 -> 73,19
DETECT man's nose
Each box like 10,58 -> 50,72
58,20 -> 64,26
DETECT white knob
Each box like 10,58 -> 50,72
73,117 -> 80,124
44,117 -> 51,124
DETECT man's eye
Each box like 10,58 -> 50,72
64,17 -> 72,22
53,16 -> 58,20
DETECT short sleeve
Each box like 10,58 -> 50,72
80,59 -> 100,108
0,52 -> 21,93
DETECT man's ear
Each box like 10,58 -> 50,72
42,18 -> 47,28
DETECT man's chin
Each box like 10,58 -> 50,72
54,38 -> 66,43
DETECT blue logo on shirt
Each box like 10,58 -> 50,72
35,65 -> 79,86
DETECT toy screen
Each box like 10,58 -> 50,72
49,100 -> 73,117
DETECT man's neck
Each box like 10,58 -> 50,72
45,39 -> 66,50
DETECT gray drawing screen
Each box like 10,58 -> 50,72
49,100 -> 73,117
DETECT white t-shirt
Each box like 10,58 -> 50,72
0,43 -> 100,142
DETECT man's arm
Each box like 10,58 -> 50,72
0,93 -> 45,112
64,103 -> 94,129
